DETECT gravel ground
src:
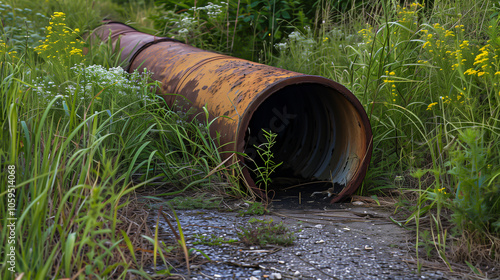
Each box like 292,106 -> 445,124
149,199 -> 452,280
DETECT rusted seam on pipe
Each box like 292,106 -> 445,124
125,38 -> 183,72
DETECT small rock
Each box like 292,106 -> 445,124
293,271 -> 300,276
314,224 -> 323,229
364,245 -> 373,251
213,275 -> 222,278
278,260 -> 285,264
295,251 -> 302,256
270,273 -> 282,279
353,201 -> 365,206
342,227 -> 351,231
249,277 -> 258,280
315,240 -> 325,244
252,270 -> 261,276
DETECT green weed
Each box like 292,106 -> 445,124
447,129 -> 500,234
238,218 -> 295,247
254,129 -> 282,193
238,201 -> 269,216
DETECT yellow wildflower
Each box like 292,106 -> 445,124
427,102 -> 438,110
459,40 -> 469,49
464,68 -> 478,75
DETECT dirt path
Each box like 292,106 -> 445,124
149,200 -> 451,279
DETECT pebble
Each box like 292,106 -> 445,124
252,270 -> 261,276
353,201 -> 365,206
270,272 -> 282,279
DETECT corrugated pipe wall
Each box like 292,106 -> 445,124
92,22 -> 373,203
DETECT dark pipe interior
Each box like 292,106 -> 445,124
244,83 -> 360,196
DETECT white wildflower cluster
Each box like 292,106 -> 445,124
288,30 -> 315,46
192,2 -> 223,18
30,64 -> 156,109
71,64 -> 154,100
286,29 -> 316,59
31,79 -> 63,105
174,14 -> 198,39
288,31 -> 303,41
274,42 -> 288,52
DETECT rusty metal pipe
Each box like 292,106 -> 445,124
93,22 -> 373,202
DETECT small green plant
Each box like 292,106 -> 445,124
238,218 -> 295,247
253,129 -> 282,195
238,201 -> 268,216
167,194 -> 222,210
192,234 -> 238,246
417,230 -> 435,259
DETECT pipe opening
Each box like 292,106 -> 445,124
244,83 -> 365,196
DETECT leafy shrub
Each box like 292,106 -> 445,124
447,129 -> 500,234
150,0 -> 312,60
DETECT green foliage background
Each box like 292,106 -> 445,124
0,0 -> 499,278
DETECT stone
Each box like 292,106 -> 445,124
270,273 -> 282,279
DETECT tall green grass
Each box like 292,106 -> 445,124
0,1 -> 246,278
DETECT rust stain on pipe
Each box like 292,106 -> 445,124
93,22 -> 373,202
